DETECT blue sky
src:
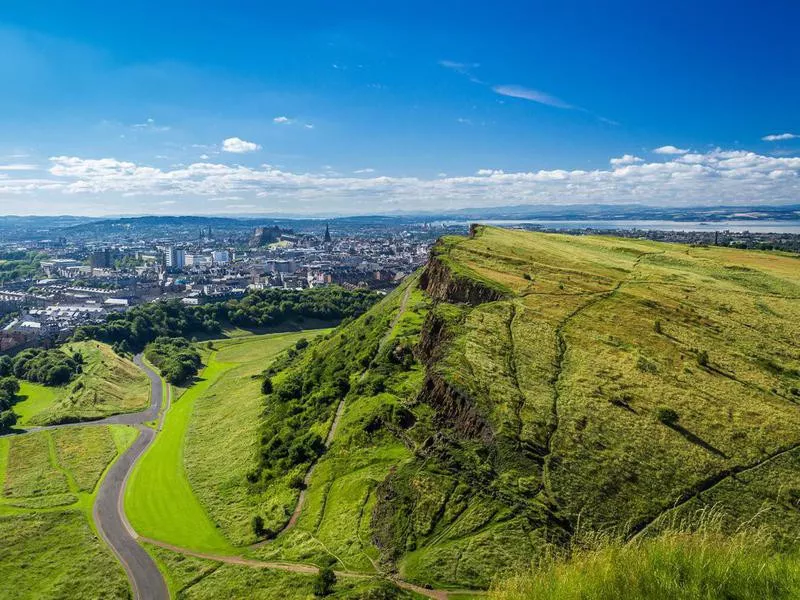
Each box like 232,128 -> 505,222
0,0 -> 798,216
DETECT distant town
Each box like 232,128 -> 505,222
1,213 -> 798,353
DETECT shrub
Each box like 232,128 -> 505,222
656,407 -> 679,426
313,567 -> 336,597
261,377 -> 273,395
697,350 -> 709,367
252,515 -> 266,537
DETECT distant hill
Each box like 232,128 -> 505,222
238,225 -> 800,590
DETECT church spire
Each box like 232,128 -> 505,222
324,223 -> 332,243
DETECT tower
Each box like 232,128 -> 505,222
324,223 -> 332,244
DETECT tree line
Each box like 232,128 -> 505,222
0,348 -> 83,387
144,337 -> 202,385
73,286 -> 379,352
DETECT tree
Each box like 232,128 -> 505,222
0,355 -> 12,377
697,350 -> 709,367
261,377 -> 273,395
313,567 -> 336,597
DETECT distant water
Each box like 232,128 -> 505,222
447,219 -> 800,234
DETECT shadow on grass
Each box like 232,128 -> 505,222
668,423 -> 728,459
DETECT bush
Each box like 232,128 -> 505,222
11,348 -> 80,386
656,407 -> 679,426
252,515 -> 266,537
697,350 -> 709,367
313,567 -> 336,597
261,377 -> 273,395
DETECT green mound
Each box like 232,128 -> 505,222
228,226 -> 799,590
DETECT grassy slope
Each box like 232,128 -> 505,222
0,425 -> 138,599
12,341 -> 150,425
246,226 -> 800,591
490,527 -> 800,600
146,544 -> 424,599
184,330 -> 331,546
125,356 -> 237,553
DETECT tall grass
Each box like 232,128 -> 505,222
491,509 -> 800,600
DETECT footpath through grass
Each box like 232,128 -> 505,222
125,355 -> 238,554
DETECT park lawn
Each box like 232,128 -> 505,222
0,424 -> 138,600
12,381 -> 62,425
13,341 -> 150,426
125,356 -> 238,554
184,330 -> 331,546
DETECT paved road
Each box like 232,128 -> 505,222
92,355 -> 169,600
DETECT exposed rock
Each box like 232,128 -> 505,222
417,372 -> 493,443
419,253 -> 504,306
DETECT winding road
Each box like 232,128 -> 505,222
91,355 -> 170,600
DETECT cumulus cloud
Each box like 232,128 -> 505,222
3,147 -> 784,214
762,133 -> 798,142
221,137 -> 261,153
273,116 -> 292,124
610,154 -> 643,167
492,85 -> 573,109
653,145 -> 689,155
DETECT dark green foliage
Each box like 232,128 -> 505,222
261,377 -> 273,395
653,319 -> 663,334
656,407 -> 680,426
74,287 -> 378,352
74,300 -> 221,352
226,286 -> 377,328
0,376 -> 21,431
0,408 -> 16,433
251,515 -> 266,537
144,337 -> 201,385
313,567 -> 336,597
11,348 -> 81,386
0,251 -> 44,282
697,350 -> 710,367
0,355 -> 13,377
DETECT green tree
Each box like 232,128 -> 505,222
313,567 -> 336,597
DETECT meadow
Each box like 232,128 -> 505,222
126,329 -> 329,552
0,424 -> 137,599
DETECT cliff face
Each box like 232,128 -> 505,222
417,372 -> 494,443
418,253 -> 504,306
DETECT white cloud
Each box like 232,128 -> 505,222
491,85 -> 573,109
354,168 -> 375,174
304,124 -> 314,129
199,154 -> 210,160
2,147 -> 791,214
0,164 -> 38,171
221,137 -> 261,153
762,133 -> 798,142
610,154 -> 643,167
273,116 -> 292,124
653,145 -> 689,155
132,118 -> 171,132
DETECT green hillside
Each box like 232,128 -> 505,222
12,341 -> 150,426
242,225 -> 800,591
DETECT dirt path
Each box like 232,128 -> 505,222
254,285 -> 414,547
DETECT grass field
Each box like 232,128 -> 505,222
184,330 -> 330,546
0,424 -> 138,599
12,341 -> 150,425
125,356 -> 237,553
